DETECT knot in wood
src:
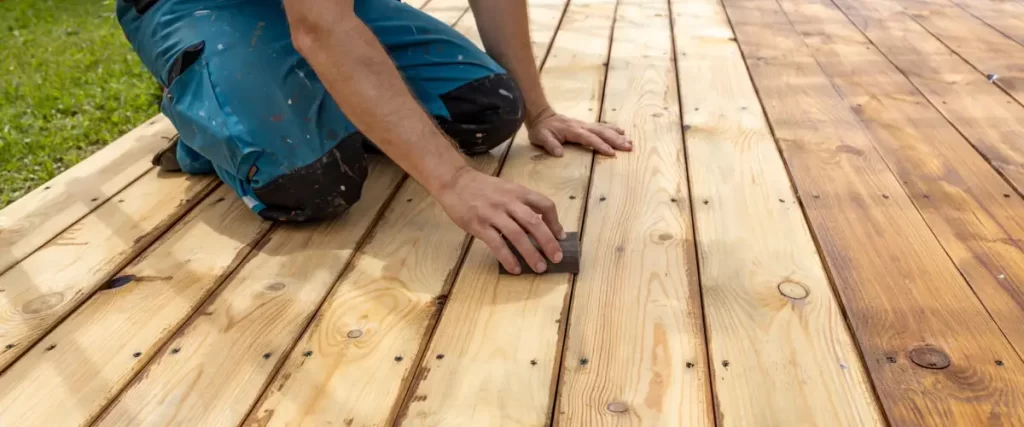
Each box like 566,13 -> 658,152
347,329 -> 363,339
777,280 -> 809,300
105,275 -> 137,290
263,281 -> 286,292
606,402 -> 629,413
909,346 -> 950,369
22,293 -> 65,315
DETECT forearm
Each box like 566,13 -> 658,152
469,0 -> 552,124
284,0 -> 468,194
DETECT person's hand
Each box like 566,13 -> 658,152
527,108 -> 631,157
435,166 -> 566,274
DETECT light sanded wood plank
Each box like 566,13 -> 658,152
828,0 -> 1024,197
0,170 -> 217,371
948,0 -> 1024,46
786,0 -> 1024,366
893,0 -> 1024,103
397,1 -> 612,425
0,185 -> 271,427
555,0 -> 712,424
245,1 -> 567,425
0,114 -> 173,275
670,0 -> 883,425
722,0 -> 1024,424
93,160 -> 404,427
94,3 -> 470,425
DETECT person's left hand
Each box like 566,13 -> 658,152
527,108 -> 632,157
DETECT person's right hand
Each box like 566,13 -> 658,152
434,166 -> 566,274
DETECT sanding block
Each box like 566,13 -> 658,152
498,232 -> 580,275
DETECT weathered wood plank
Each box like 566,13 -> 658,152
93,160 -> 404,427
555,0 -> 713,424
397,0 -> 612,425
0,185 -> 271,427
894,0 -> 1024,103
0,170 -> 217,371
245,0 -> 567,425
787,0 -> 1024,366
722,0 -> 1024,423
670,0 -> 883,424
828,0 -> 1024,197
0,115 -> 173,275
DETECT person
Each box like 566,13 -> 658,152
116,0 -> 631,274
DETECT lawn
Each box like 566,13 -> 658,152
1,0 -> 161,208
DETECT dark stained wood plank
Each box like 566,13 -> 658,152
831,0 -> 1024,357
827,0 -> 1024,197
722,0 -> 1024,424
894,0 -> 1024,103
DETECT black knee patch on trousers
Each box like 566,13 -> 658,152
253,133 -> 368,222
438,73 -> 526,154
253,73 -> 524,223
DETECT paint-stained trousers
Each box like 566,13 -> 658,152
117,0 -> 524,221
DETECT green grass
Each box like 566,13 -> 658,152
1,0 -> 162,208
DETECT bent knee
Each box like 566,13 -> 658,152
253,134 -> 368,222
438,74 -> 525,155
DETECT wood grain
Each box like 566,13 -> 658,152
93,160 -> 405,427
0,170 -> 217,371
398,0 -> 612,424
787,0 -> 1024,368
722,0 -> 1024,423
0,115 -> 173,275
670,0 -> 883,424
555,0 -> 712,424
946,0 -> 1024,47
245,1 -> 568,425
0,185 -> 270,427
892,0 -> 1024,103
828,0 -> 1024,197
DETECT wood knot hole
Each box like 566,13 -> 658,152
347,329 -> 363,339
45,344 -> 57,351
909,346 -> 950,369
606,402 -> 629,413
778,280 -> 809,300
104,275 -> 137,290
658,233 -> 673,241
264,281 -> 286,292
133,352 -> 142,358
436,354 -> 445,360
263,352 -> 273,360
995,360 -> 1004,366
304,351 -> 313,357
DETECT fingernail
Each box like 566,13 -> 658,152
535,261 -> 548,273
553,251 -> 564,263
511,265 -> 522,274
559,230 -> 568,239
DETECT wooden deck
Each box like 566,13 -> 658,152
2,0 -> 1024,425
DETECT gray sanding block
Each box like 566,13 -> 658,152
498,232 -> 580,275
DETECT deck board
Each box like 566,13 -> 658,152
0,171 -> 217,371
0,115 -> 174,275
397,0 -> 609,424
894,0 -> 1024,103
670,0 -> 883,424
3,0 -> 1024,425
828,0 -> 1024,198
722,0 -> 1024,423
244,0 -> 566,425
0,185 -> 270,427
787,0 -> 1024,363
554,0 -> 712,424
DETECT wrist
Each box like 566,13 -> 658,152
420,143 -> 473,197
526,104 -> 555,127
